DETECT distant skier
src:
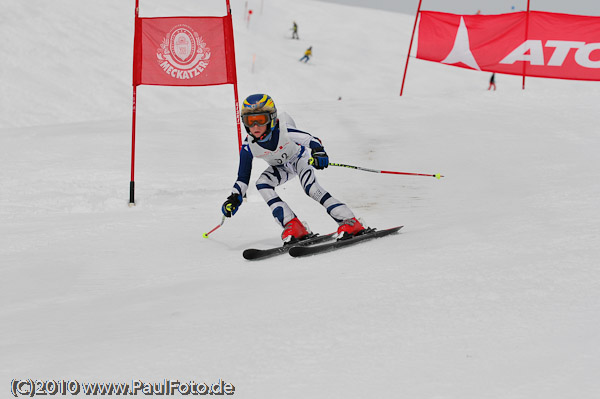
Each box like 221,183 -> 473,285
299,46 -> 312,63
488,73 -> 496,90
221,93 -> 366,243
291,21 -> 299,39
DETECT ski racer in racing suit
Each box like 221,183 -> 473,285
221,93 -> 366,243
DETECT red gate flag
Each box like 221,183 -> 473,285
129,1 -> 242,206
417,11 -> 600,81
133,16 -> 236,86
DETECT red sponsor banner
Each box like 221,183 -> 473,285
128,2 -> 243,205
133,16 -> 236,86
417,11 -> 600,81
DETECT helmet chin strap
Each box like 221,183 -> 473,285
251,130 -> 271,143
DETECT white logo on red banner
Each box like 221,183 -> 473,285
416,11 -> 600,81
441,17 -> 481,70
156,24 -> 212,80
500,40 -> 600,68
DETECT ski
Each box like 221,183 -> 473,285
243,233 -> 336,260
288,226 -> 403,258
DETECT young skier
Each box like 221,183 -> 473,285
488,73 -> 496,90
221,93 -> 366,243
299,46 -> 312,63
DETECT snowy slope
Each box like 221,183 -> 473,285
2,0 -> 600,398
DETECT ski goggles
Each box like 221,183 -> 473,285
242,112 -> 272,127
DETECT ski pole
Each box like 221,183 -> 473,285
329,162 -> 444,179
203,215 -> 226,238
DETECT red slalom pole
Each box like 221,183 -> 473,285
400,0 -> 422,96
129,0 -> 140,207
522,0 -> 531,90
330,162 -> 443,179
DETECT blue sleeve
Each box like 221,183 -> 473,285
308,139 -> 324,149
233,144 -> 253,195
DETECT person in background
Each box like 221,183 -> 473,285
221,94 -> 366,243
488,73 -> 496,91
291,21 -> 299,39
299,46 -> 312,63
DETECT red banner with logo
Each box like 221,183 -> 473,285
133,16 -> 236,86
417,11 -> 600,81
128,2 -> 243,206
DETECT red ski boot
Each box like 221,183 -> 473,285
336,217 -> 365,240
281,217 -> 309,243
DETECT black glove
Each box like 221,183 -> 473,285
310,146 -> 329,169
221,193 -> 243,217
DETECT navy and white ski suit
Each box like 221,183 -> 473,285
230,113 -> 356,227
